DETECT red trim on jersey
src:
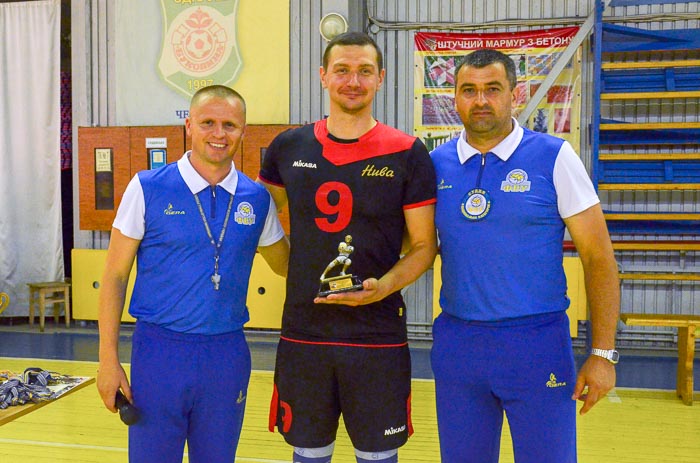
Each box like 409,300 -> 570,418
407,393 -> 414,437
404,198 -> 437,210
257,175 -> 284,188
280,335 -> 408,348
268,384 -> 279,432
314,119 -> 417,166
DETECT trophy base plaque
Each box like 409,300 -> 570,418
317,274 -> 364,297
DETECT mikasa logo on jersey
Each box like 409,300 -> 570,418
292,160 -> 317,169
500,169 -> 531,192
384,424 -> 406,436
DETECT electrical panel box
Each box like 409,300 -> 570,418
78,126 -> 186,230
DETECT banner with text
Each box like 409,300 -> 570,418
414,27 -> 581,153
115,0 -> 289,125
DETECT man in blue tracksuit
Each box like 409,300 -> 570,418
430,49 -> 620,462
96,85 -> 289,462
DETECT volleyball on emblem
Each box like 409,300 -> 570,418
466,193 -> 486,215
507,169 -> 527,184
237,202 -> 253,216
460,188 -> 491,220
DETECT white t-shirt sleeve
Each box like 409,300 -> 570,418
257,193 -> 285,247
112,175 -> 146,239
553,141 -> 600,219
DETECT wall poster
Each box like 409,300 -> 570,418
414,27 -> 582,154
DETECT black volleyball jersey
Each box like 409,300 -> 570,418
259,119 -> 436,345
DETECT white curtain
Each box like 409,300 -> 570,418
0,0 -> 62,317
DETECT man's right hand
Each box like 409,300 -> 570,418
96,360 -> 132,413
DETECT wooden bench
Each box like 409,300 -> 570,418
621,313 -> 700,405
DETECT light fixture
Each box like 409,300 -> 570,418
319,13 -> 348,42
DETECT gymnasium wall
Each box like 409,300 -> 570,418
70,0 -> 699,345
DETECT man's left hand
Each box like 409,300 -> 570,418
572,355 -> 616,415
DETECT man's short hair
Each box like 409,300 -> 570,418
322,31 -> 384,71
455,49 -> 517,90
190,85 -> 246,115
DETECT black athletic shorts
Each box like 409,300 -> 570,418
269,338 -> 412,452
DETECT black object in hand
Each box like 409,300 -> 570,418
115,390 -> 140,425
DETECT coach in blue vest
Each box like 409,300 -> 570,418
96,85 -> 289,463
430,49 -> 620,462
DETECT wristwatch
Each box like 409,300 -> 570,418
591,348 -> 620,365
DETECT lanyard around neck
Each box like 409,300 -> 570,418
193,188 -> 235,290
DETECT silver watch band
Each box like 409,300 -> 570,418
591,348 -> 619,364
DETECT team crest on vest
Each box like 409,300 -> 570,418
157,1 -> 242,98
461,188 -> 491,221
234,202 -> 256,225
500,169 -> 531,193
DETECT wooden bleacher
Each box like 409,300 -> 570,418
611,240 -> 700,252
600,122 -> 700,131
599,185 -> 700,191
598,152 -> 700,161
586,18 -> 700,405
604,213 -> 700,221
601,58 -> 700,69
619,273 -> 700,282
565,240 -> 700,253
601,90 -> 700,99
599,58 -> 700,101
592,24 -> 700,235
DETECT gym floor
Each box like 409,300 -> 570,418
1,320 -> 699,462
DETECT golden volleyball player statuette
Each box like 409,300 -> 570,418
317,235 -> 364,297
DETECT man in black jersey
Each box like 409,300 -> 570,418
258,32 -> 437,463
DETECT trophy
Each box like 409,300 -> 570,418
317,235 -> 364,297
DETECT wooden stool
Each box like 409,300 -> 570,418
27,281 -> 71,332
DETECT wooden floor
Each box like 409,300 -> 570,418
1,357 -> 699,462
